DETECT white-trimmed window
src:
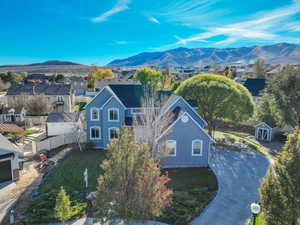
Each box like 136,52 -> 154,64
57,96 -> 64,102
90,127 -> 101,139
131,108 -> 144,114
108,108 -> 119,121
91,108 -> 99,121
166,140 -> 176,156
192,140 -> 202,156
109,127 -> 119,140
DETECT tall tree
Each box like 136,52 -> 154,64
95,127 -> 172,225
260,128 -> 300,225
267,65 -> 300,127
256,92 -> 281,127
54,186 -> 72,224
253,59 -> 268,78
134,67 -> 163,89
175,74 -> 254,134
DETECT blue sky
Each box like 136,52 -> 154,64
0,0 -> 300,65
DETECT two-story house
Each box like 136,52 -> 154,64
6,83 -> 75,113
85,84 -> 214,168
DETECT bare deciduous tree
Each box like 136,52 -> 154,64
25,95 -> 52,115
133,86 -> 174,159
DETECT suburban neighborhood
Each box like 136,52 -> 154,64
1,1 -> 300,225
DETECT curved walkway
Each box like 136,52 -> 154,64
191,149 -> 269,225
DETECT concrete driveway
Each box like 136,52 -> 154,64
191,149 -> 269,225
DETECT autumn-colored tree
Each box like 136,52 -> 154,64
55,186 -> 72,224
134,67 -> 163,89
176,74 -> 254,134
93,69 -> 114,79
260,128 -> 300,225
87,67 -> 114,89
95,127 -> 172,225
223,66 -> 237,79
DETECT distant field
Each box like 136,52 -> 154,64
0,65 -> 93,76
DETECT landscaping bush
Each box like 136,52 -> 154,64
83,142 -> 96,151
26,191 -> 87,225
158,189 -> 216,225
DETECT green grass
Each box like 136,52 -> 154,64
39,148 -> 106,194
165,167 -> 218,191
248,215 -> 266,225
23,129 -> 38,136
159,168 -> 218,225
27,149 -> 218,225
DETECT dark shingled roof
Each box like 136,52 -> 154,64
47,112 -> 79,123
7,83 -> 72,96
108,84 -> 172,108
243,78 -> 266,97
26,73 -> 48,80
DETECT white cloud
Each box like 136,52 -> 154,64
148,17 -> 160,24
91,0 -> 131,23
154,0 -> 300,47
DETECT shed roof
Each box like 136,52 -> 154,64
46,112 -> 79,123
0,133 -> 20,156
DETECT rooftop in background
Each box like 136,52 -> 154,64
0,123 -> 24,134
243,78 -> 266,97
46,112 -> 79,123
7,83 -> 72,96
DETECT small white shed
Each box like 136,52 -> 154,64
255,122 -> 279,142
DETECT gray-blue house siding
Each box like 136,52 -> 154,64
85,84 -> 213,168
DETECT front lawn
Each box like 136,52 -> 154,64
26,149 -> 218,225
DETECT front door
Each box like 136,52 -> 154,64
0,160 -> 12,183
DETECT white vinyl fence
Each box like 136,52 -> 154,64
32,132 -> 86,152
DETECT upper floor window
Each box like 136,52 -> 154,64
192,140 -> 202,156
108,108 -> 119,121
90,127 -> 101,139
166,140 -> 176,156
57,96 -> 64,102
109,127 -> 119,140
91,108 -> 99,121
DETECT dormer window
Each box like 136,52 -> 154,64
108,108 -> 119,121
57,96 -> 64,102
91,108 -> 99,121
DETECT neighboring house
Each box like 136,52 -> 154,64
255,122 -> 280,142
243,78 -> 266,103
46,112 -> 83,136
85,84 -> 214,168
64,76 -> 87,96
0,106 -> 26,123
0,133 -> 22,184
25,73 -> 49,83
6,83 -> 75,113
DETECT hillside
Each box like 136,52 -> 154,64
107,43 -> 300,67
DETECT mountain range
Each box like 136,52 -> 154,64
0,60 -> 81,68
107,43 -> 300,67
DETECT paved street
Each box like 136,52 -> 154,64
191,149 -> 269,225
